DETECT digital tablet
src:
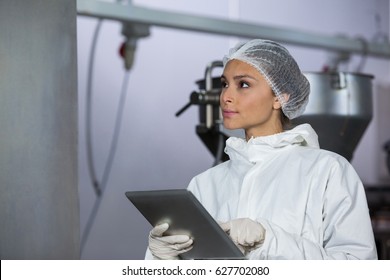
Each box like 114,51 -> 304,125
125,189 -> 245,260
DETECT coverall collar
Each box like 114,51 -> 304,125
225,123 -> 320,163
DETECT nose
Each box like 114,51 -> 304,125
220,88 -> 233,105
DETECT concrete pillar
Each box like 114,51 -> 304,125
0,0 -> 79,259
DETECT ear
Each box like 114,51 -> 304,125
273,93 -> 289,110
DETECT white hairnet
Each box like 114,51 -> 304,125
223,39 -> 310,119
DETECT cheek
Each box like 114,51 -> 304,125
247,96 -> 274,118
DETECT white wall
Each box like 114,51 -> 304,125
77,0 -> 390,259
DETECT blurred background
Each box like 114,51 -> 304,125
1,0 -> 389,260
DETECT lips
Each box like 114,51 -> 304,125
222,109 -> 238,118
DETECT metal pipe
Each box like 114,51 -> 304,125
77,0 -> 390,58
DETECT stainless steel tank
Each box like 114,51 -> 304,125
293,72 -> 374,161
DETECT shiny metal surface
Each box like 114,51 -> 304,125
293,72 -> 374,161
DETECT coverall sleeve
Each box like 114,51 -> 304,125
248,158 -> 377,260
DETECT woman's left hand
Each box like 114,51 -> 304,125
220,218 -> 265,253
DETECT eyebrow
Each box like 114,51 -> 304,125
221,74 -> 258,81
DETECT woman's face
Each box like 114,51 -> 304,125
220,59 -> 283,139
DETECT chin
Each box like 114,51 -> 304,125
223,122 -> 240,131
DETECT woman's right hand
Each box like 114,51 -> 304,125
148,223 -> 193,260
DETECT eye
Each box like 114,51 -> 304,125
239,81 -> 249,88
221,80 -> 228,88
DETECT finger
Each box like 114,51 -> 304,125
177,245 -> 193,255
237,233 -> 247,246
239,234 -> 256,247
170,239 -> 193,250
240,236 -> 264,249
158,234 -> 191,244
219,222 -> 231,232
249,235 -> 262,245
240,240 -> 254,247
228,232 -> 239,246
247,227 -> 265,245
239,233 -> 259,247
150,223 -> 169,237
151,241 -> 193,256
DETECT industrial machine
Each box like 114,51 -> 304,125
293,72 -> 373,161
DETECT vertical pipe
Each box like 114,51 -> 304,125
0,0 -> 79,259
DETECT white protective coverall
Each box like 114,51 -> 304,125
189,124 -> 377,259
145,124 -> 377,259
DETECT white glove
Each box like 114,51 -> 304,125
148,223 -> 193,260
220,218 -> 265,253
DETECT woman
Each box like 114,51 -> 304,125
146,39 -> 377,260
